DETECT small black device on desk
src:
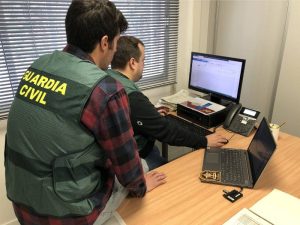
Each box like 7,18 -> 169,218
176,101 -> 231,129
223,104 -> 260,137
223,189 -> 243,203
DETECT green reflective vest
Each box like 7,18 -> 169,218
107,70 -> 149,154
5,51 -> 108,217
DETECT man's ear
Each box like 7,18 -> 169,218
99,35 -> 109,51
128,57 -> 136,70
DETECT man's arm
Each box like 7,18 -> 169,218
81,77 -> 146,197
129,92 -> 207,149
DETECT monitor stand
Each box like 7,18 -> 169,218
202,94 -> 232,106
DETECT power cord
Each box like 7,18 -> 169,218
228,133 -> 236,141
212,123 -> 223,133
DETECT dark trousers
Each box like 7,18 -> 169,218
144,145 -> 168,170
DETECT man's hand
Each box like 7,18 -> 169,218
156,106 -> 169,116
145,171 -> 167,192
206,133 -> 229,147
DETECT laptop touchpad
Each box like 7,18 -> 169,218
206,152 -> 219,164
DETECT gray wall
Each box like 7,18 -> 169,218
212,0 -> 288,122
272,1 -> 300,136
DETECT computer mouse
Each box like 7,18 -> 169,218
222,139 -> 229,145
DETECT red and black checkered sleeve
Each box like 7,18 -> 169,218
81,76 -> 146,197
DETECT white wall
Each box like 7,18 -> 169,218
212,0 -> 288,120
272,0 -> 300,136
176,0 -> 196,91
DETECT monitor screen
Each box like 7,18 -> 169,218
188,52 -> 246,104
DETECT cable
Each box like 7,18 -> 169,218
238,187 -> 243,193
228,133 -> 235,141
212,123 -> 223,133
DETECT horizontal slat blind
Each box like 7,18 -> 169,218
115,1 -> 179,88
0,0 -> 179,119
0,0 -> 70,120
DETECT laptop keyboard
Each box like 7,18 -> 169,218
166,114 -> 213,136
221,150 -> 246,183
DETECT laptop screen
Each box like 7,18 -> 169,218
248,117 -> 277,184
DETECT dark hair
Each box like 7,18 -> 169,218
111,36 -> 144,69
65,0 -> 128,53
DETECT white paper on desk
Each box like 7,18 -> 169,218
157,89 -> 197,111
192,97 -> 226,113
159,89 -> 195,105
177,97 -> 225,115
250,189 -> 300,225
223,208 -> 272,225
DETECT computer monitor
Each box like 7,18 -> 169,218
188,52 -> 246,105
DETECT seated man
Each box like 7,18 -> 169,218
108,36 -> 228,170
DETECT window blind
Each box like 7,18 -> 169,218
0,0 -> 179,119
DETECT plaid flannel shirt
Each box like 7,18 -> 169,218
12,45 -> 146,225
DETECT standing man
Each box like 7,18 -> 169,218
5,1 -> 166,225
108,36 -> 228,170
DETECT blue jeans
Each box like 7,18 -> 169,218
144,145 -> 168,170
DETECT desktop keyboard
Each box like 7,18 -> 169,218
166,114 -> 213,136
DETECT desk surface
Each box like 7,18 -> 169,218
117,128 -> 300,225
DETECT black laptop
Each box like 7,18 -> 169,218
200,117 -> 277,188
